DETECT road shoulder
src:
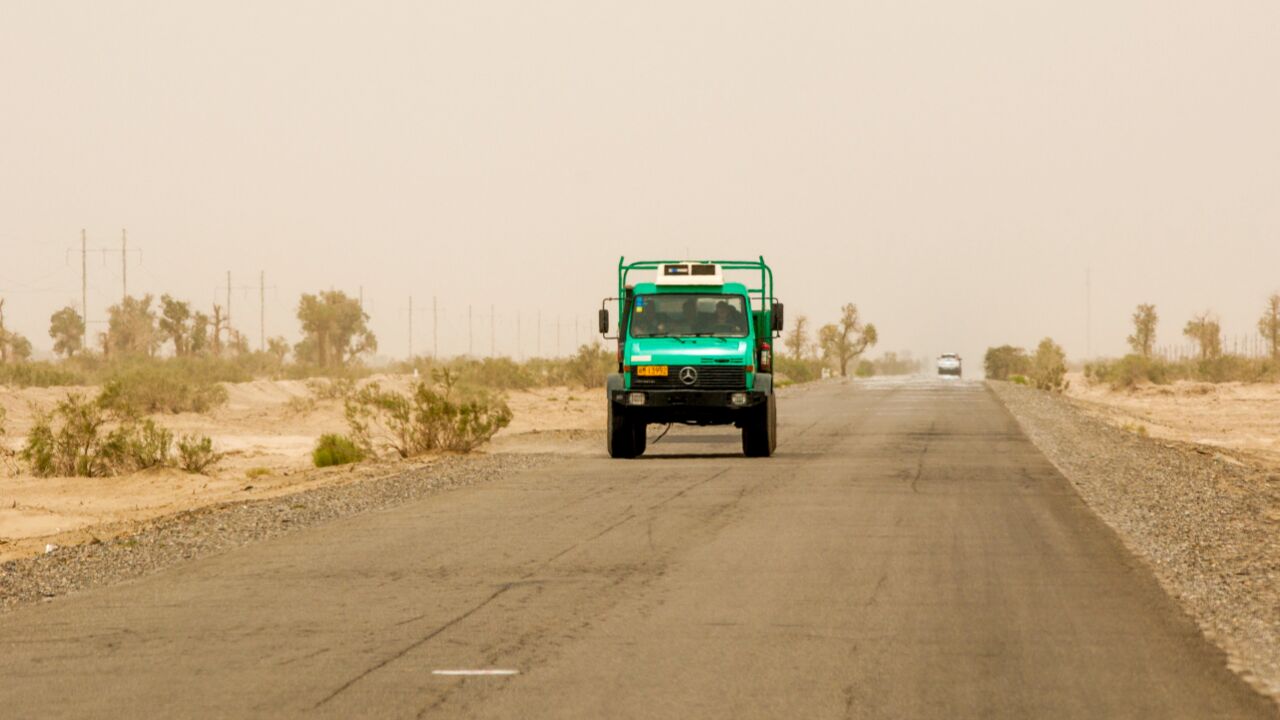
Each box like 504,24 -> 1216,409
990,380 -> 1280,702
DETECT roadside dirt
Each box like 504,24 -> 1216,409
0,378 -> 604,562
1064,371 -> 1280,469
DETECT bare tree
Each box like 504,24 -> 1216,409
819,304 -> 878,377
1127,303 -> 1158,358
785,314 -> 811,361
1183,311 -> 1221,360
1259,293 -> 1280,360
210,305 -> 227,357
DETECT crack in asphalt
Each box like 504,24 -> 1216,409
311,582 -> 519,709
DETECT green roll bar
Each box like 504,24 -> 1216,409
616,257 -> 778,338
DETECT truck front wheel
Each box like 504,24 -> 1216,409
608,402 -> 644,458
742,394 -> 777,457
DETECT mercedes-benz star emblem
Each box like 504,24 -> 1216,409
678,367 -> 698,386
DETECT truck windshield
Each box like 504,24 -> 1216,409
629,294 -> 749,338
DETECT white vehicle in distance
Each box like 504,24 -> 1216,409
937,353 -> 962,377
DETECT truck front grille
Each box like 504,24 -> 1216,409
631,365 -> 747,390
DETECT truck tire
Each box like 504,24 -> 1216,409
632,420 -> 647,456
607,402 -> 641,458
742,394 -> 777,457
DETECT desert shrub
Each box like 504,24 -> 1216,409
245,466 -> 272,479
560,343 -> 615,388
1009,374 -> 1029,385
176,434 -> 219,473
458,357 -> 537,390
111,419 -> 173,471
21,398 -> 179,477
0,361 -> 84,388
312,434 -> 365,467
345,380 -> 512,457
286,395 -> 318,414
1085,354 -> 1167,389
984,345 -> 1030,380
855,360 -> 875,377
22,394 -> 113,477
1029,338 -> 1068,392
98,363 -> 228,415
305,376 -> 358,400
0,404 -> 6,436
775,356 -> 825,383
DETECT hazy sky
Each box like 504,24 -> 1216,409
2,1 -> 1278,365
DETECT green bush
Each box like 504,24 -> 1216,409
1085,354 -> 1167,389
20,396 -> 184,477
1084,354 -> 1278,389
345,380 -> 513,457
1009,374 -> 1029,385
1029,338 -> 1068,392
312,434 -> 365,467
0,361 -> 84,388
131,419 -> 173,469
775,356 -> 825,383
22,394 -> 114,477
98,363 -> 229,415
984,345 -> 1030,380
305,376 -> 357,400
176,434 -> 219,473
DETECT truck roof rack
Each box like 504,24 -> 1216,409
617,257 -> 777,317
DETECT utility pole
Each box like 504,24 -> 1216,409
80,229 -> 87,350
432,296 -> 438,358
468,304 -> 473,356
408,295 -> 414,359
259,271 -> 266,352
121,229 -> 128,302
1085,265 -> 1092,359
490,305 -> 496,357
69,229 -> 140,349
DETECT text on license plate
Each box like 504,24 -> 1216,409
637,365 -> 668,377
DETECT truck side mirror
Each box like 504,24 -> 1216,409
598,308 -> 610,334
772,303 -> 784,332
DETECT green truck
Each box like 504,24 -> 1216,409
598,258 -> 784,459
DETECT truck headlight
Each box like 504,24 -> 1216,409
627,392 -> 646,406
731,393 -> 748,406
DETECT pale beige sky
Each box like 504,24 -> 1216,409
2,1 -> 1278,364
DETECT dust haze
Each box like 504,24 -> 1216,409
3,1 -> 1278,366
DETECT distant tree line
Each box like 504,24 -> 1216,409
18,289 -> 377,369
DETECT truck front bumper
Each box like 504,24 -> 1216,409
609,389 -> 768,426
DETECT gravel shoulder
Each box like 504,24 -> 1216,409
1,452 -> 549,614
990,380 -> 1280,699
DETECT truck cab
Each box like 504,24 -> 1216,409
599,258 -> 783,458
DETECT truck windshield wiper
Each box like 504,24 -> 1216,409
687,333 -> 731,342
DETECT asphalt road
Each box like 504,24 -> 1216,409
2,379 -> 1273,718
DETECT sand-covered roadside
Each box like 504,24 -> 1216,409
1064,372 -> 1280,468
0,377 -> 604,562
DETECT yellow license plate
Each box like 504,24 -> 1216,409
637,365 -> 668,377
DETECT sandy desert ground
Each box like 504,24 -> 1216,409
0,377 -> 604,562
1064,371 -> 1280,467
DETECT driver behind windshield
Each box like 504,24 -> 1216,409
707,301 -> 745,335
